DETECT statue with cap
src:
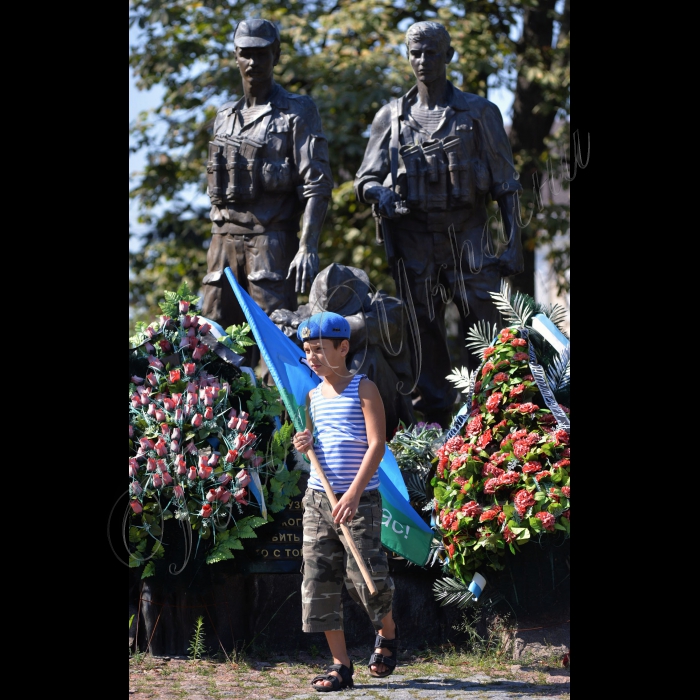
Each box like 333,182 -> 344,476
270,263 -> 416,439
200,18 -> 334,351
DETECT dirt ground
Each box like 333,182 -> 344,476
128,646 -> 570,699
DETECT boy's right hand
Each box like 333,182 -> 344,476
293,429 -> 313,454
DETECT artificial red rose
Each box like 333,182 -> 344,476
484,478 -> 500,494
225,449 -> 238,464
548,488 -> 560,502
130,481 -> 143,496
152,473 -> 162,488
199,322 -> 212,336
175,456 -> 187,475
552,429 -> 570,445
511,338 -> 527,347
233,488 -> 248,504
561,447 -> 571,458
491,452 -> 508,465
170,440 -> 180,453
486,392 -> 502,413
482,362 -> 495,376
173,485 -> 185,499
450,520 -> 460,531
479,508 -> 499,522
148,355 -> 164,370
146,458 -> 157,473
183,362 -> 196,376
206,489 -> 217,503
497,511 -> 506,525
447,543 -> 455,558
535,511 -> 556,532
218,473 -> 232,486
130,500 -> 143,514
159,339 -> 172,353
466,415 -> 483,436
192,413 -> 203,428
146,372 -> 158,387
518,403 -> 539,414
461,501 -> 482,517
522,461 -> 542,474
192,344 -> 207,361
482,463 -> 505,478
512,352 -> 529,362
497,471 -> 520,486
200,503 -> 213,518
534,471 -> 551,481
561,486 -> 571,498
187,467 -> 197,481
129,459 -> 139,477
147,403 -> 156,416
483,347 -> 496,359
204,406 -> 214,420
476,429 -> 493,450
236,469 -> 251,488
161,471 -> 173,486
493,372 -> 508,383
514,489 -> 535,516
495,360 -> 510,370
155,439 -> 168,457
239,411 -> 250,420
553,459 -> 571,470
219,489 -> 231,504
178,300 -> 190,314
499,329 -> 515,343
539,413 -> 557,425
198,465 -> 213,480
169,369 -> 181,383
131,375 -> 144,385
238,419 -> 249,432
242,448 -> 255,460
453,476 -> 466,486
513,440 -> 530,457
510,383 -> 526,397
503,526 -> 517,543
473,381 -> 482,393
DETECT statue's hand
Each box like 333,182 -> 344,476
287,247 -> 319,294
365,185 -> 405,219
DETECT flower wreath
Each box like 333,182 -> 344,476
431,318 -> 570,586
127,284 -> 299,578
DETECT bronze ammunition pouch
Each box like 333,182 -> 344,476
208,134 -> 295,205
261,157 -> 293,193
397,135 -> 492,212
206,141 -> 228,207
226,135 -> 264,203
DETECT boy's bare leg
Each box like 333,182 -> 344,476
313,630 -> 352,689
370,611 -> 397,675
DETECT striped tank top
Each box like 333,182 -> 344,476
308,373 -> 380,493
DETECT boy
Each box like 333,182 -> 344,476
292,311 -> 399,692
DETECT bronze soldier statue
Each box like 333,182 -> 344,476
201,19 -> 333,340
354,21 -> 524,427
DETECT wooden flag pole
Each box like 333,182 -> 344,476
307,447 -> 378,596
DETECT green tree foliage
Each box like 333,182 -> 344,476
129,0 -> 570,331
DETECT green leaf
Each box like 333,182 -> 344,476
141,562 -> 156,578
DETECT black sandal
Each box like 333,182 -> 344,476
368,627 -> 399,678
310,661 -> 354,692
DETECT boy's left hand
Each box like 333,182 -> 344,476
333,492 -> 361,524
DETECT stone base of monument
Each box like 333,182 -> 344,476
129,470 -> 569,657
130,536 -> 569,658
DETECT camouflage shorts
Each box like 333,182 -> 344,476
301,487 -> 395,633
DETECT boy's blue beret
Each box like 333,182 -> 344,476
297,312 -> 351,341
